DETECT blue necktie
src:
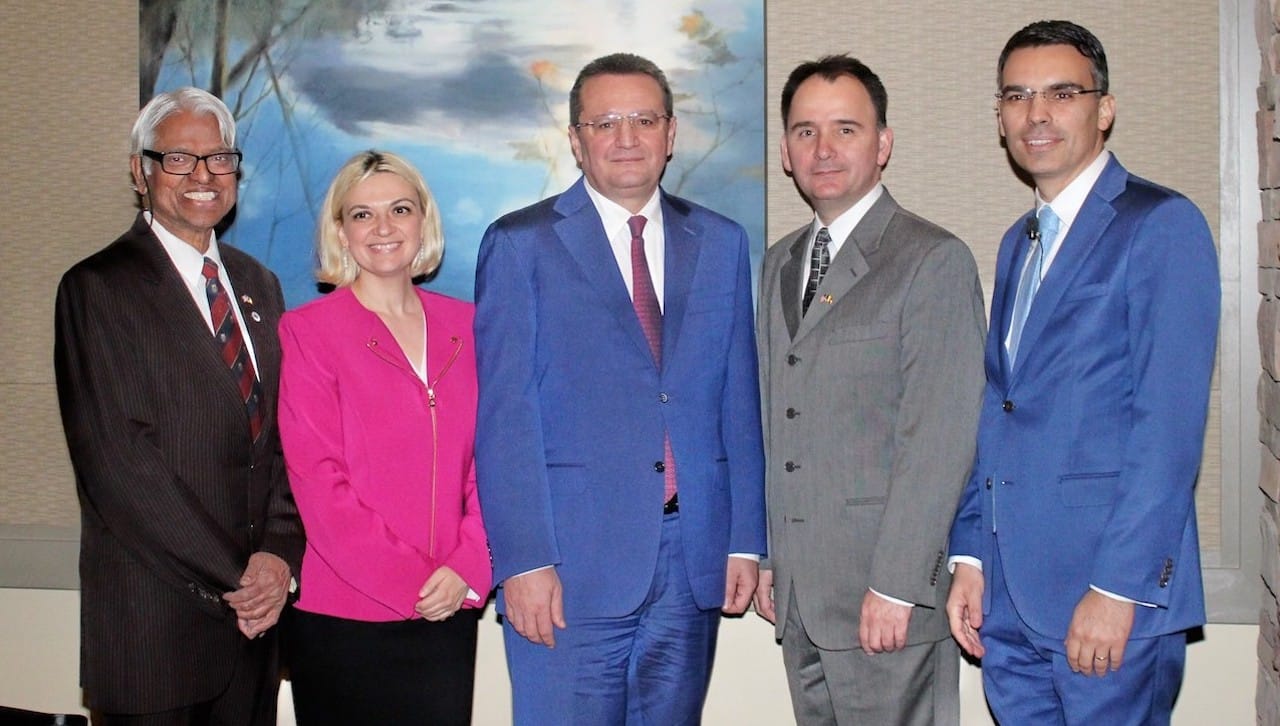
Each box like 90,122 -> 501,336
1007,206 -> 1061,366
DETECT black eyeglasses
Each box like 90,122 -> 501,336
141,149 -> 242,175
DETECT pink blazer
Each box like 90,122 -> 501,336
278,286 -> 491,621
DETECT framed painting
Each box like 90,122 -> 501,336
141,0 -> 765,306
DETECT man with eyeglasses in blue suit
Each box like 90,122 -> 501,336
947,20 -> 1219,725
474,52 -> 766,725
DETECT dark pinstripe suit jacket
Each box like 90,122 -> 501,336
54,214 -> 304,713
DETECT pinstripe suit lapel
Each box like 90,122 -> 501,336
122,217 -> 254,421
220,247 -> 280,442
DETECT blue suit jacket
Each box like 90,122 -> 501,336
948,157 -> 1219,640
474,178 -> 766,617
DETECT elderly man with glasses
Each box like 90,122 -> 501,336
54,86 -> 302,725
474,52 -> 765,724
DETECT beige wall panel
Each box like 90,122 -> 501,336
0,1 -> 137,532
0,385 -> 76,526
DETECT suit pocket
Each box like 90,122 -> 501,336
1062,282 -> 1107,302
1059,472 -> 1119,507
826,323 -> 893,344
547,463 -> 588,494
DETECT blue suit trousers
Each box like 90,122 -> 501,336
504,514 -> 720,725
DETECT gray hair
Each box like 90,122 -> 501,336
130,87 -> 236,172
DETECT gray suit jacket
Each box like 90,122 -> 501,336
757,189 -> 985,650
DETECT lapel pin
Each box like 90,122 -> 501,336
240,294 -> 254,306
821,294 -> 835,305
250,311 -> 262,323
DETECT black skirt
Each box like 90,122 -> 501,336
286,606 -> 481,726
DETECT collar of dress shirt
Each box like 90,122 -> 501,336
807,183 -> 883,268
1035,149 -> 1111,274
583,179 -> 663,243
143,212 -> 259,368
582,178 -> 666,308
145,210 -> 226,292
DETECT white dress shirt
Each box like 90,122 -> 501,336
583,181 -> 666,310
147,212 -> 259,371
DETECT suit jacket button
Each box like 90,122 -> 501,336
785,407 -> 799,419
784,461 -> 798,472
1002,400 -> 1015,412
658,392 -> 669,403
653,461 -> 665,472
985,477 -> 993,489
787,354 -> 800,365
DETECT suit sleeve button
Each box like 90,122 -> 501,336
654,461 -> 665,472
1002,400 -> 1015,412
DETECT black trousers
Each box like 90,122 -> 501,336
286,607 -> 480,726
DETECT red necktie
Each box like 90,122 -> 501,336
628,216 -> 676,504
202,258 -> 264,441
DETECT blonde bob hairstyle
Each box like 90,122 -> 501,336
316,150 -> 444,287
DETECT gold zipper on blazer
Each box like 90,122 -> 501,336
367,332 -> 465,560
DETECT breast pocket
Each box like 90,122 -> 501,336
1058,472 -> 1119,507
826,323 -> 894,345
1062,282 -> 1107,303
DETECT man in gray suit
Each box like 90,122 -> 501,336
754,55 -> 985,724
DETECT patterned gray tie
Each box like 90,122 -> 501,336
802,226 -> 832,315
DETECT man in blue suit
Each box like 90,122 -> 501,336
946,20 -> 1219,724
474,52 -> 766,724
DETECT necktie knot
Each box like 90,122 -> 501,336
628,215 -> 647,240
201,257 -> 219,281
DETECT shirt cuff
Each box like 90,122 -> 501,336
868,588 -> 914,608
509,564 -> 554,580
729,552 -> 761,562
947,555 -> 982,574
1089,584 -> 1156,608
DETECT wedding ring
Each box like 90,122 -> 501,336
1094,655 -> 1108,661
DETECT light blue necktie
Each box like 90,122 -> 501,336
1007,205 -> 1061,366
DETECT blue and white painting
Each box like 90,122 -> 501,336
143,0 -> 765,306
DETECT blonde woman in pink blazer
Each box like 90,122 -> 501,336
278,150 -> 491,725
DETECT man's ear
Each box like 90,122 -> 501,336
130,155 -> 148,194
